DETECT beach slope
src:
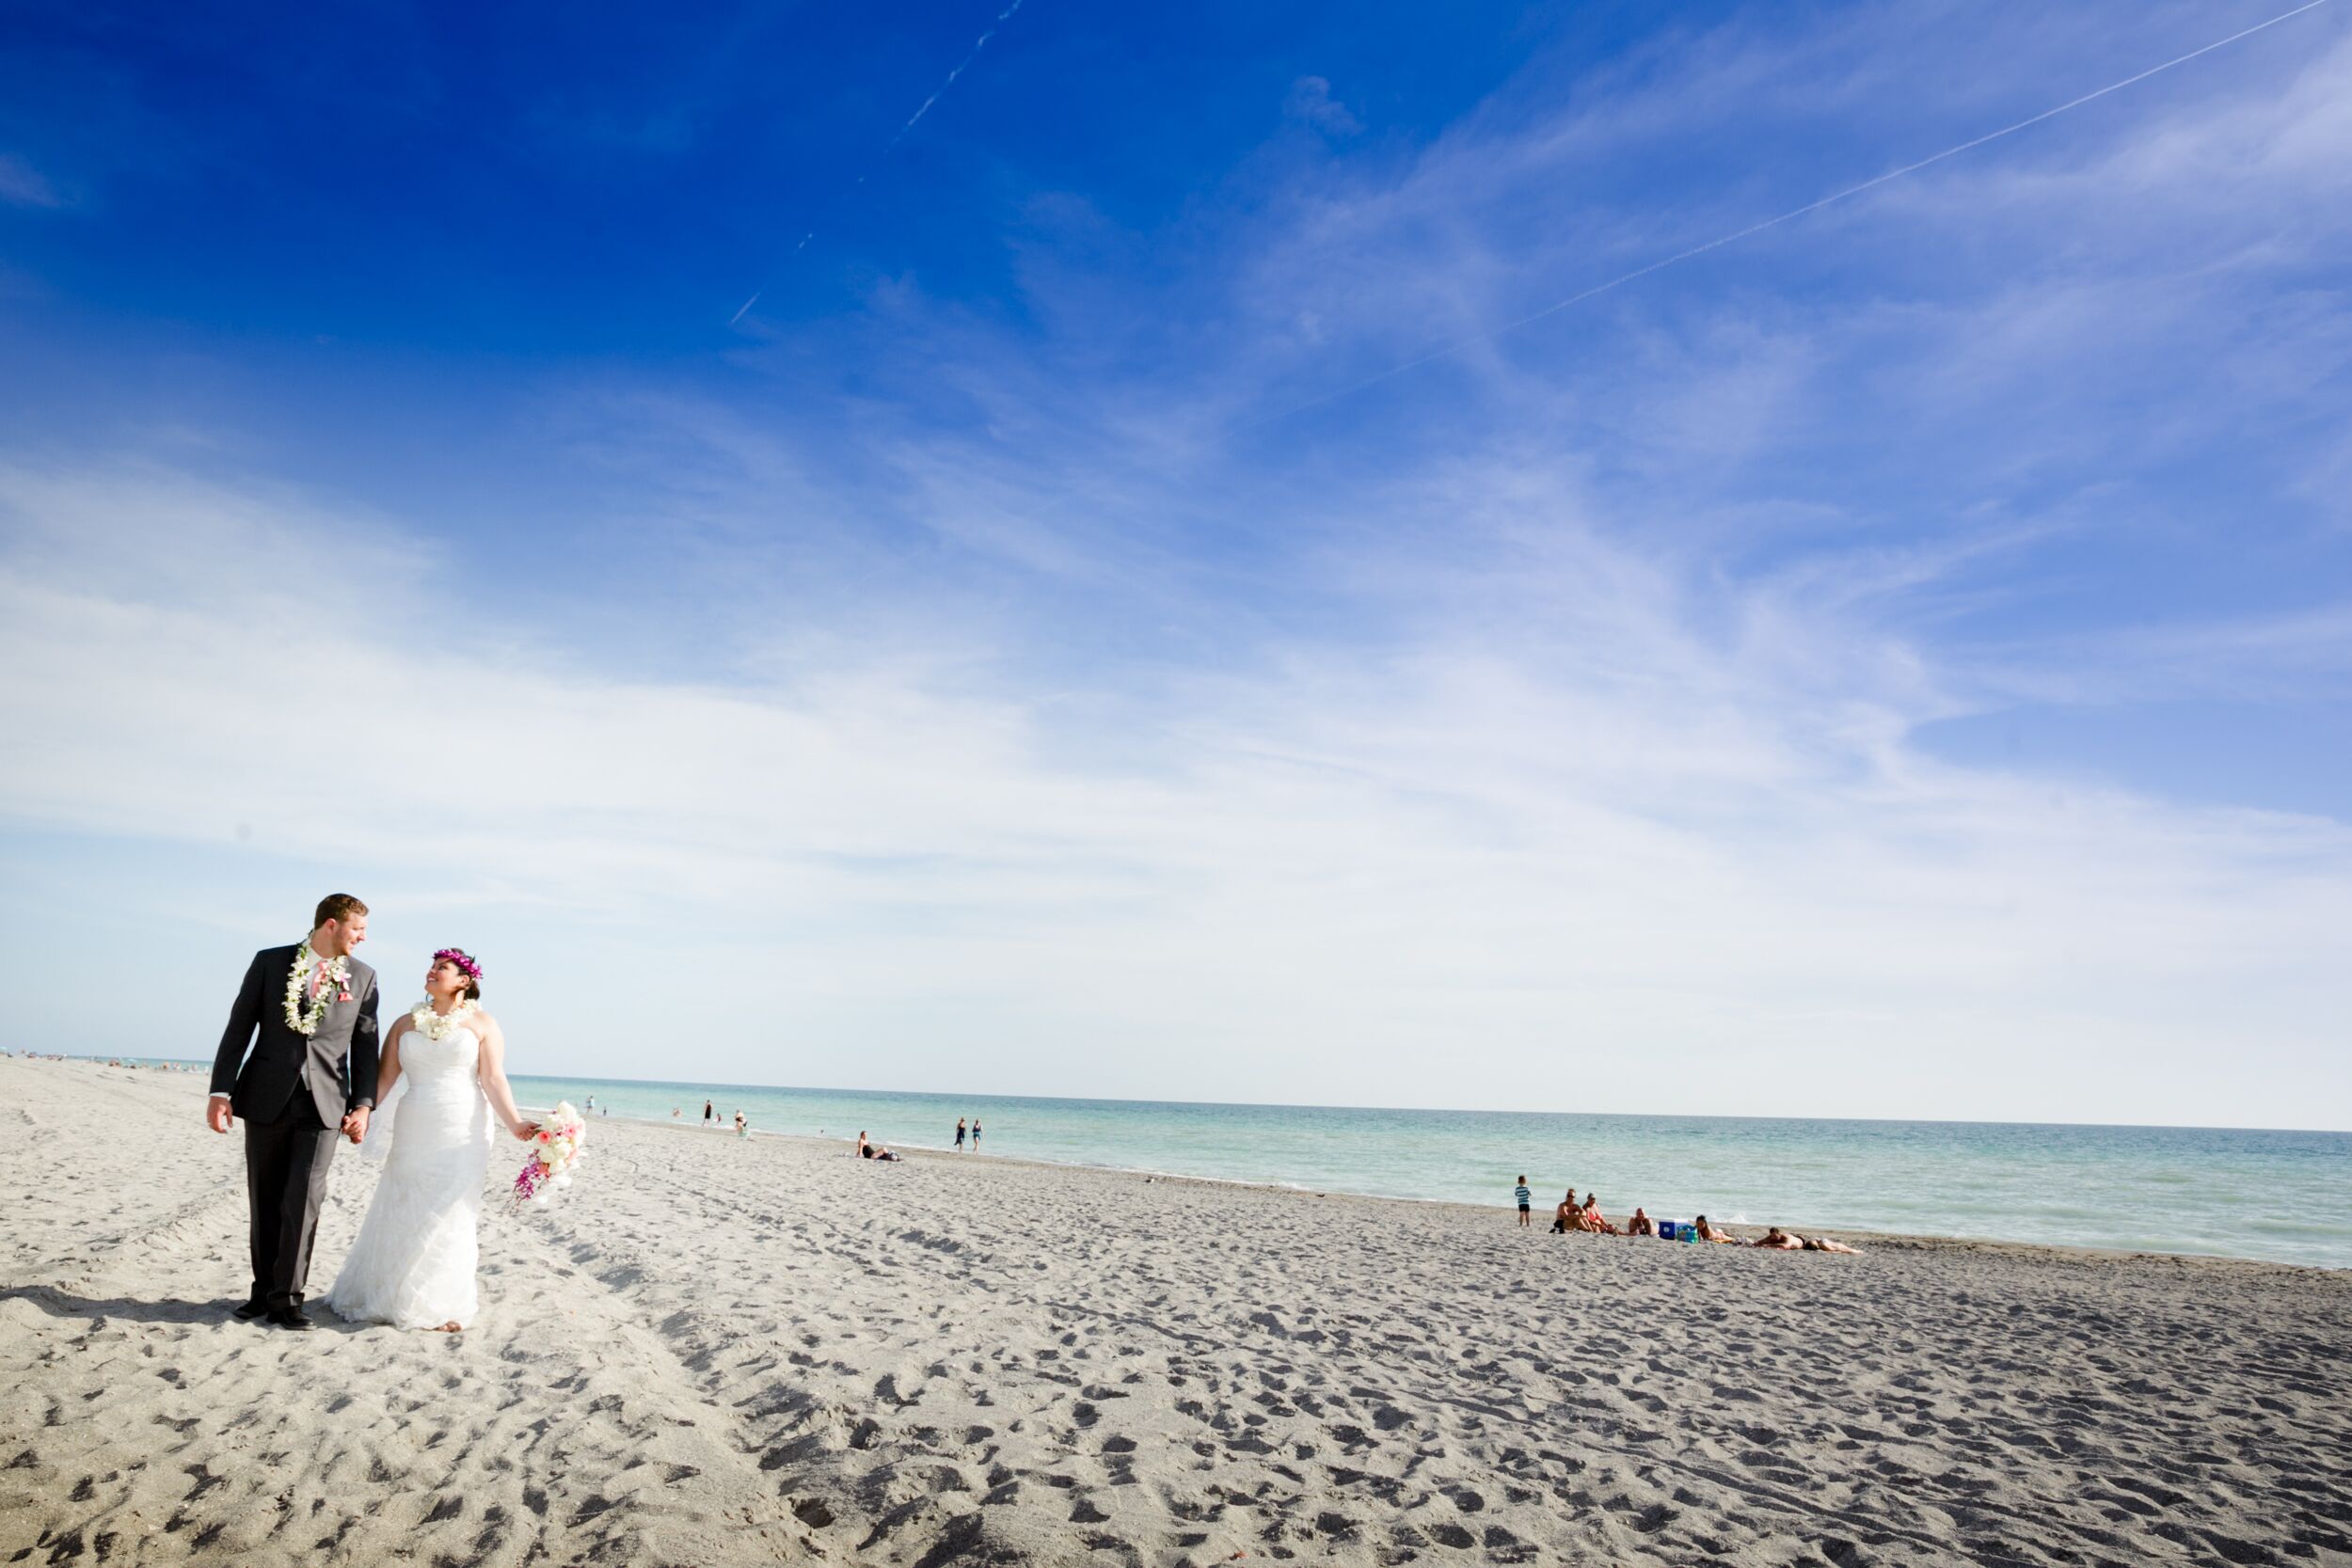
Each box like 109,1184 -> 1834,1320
3,1057 -> 2346,1565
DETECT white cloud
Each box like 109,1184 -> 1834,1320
1284,77 -> 1360,137
3,456 -> 2345,1126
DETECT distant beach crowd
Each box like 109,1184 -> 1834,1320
855,1117 -> 986,1162
1515,1177 -> 1860,1253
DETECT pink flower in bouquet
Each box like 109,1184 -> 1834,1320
514,1101 -> 588,1207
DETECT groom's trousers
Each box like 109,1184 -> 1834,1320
244,1094 -> 338,1308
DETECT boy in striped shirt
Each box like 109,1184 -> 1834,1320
1514,1178 -> 1533,1227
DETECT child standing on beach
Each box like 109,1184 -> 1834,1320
1514,1177 -> 1533,1227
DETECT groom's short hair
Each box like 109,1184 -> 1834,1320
313,893 -> 370,929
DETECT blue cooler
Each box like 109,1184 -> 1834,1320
1657,1220 -> 1679,1241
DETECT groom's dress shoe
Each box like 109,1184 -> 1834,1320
231,1298 -> 269,1322
267,1306 -> 315,1332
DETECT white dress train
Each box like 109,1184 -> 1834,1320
326,1023 -> 494,1329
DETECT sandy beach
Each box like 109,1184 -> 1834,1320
3,1056 -> 2347,1567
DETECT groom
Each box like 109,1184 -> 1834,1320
206,894 -> 381,1330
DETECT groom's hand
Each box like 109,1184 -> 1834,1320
340,1106 -> 370,1145
206,1095 -> 233,1134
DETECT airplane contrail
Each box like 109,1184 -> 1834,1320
1254,0 -> 2335,424
730,0 -> 1031,326
886,0 -> 1027,153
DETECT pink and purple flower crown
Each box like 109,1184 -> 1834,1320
434,947 -> 484,981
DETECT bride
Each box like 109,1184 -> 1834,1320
326,947 -> 536,1332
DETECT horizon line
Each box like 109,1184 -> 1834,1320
41,1052 -> 2344,1138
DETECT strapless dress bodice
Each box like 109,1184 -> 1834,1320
401,1024 -> 481,1100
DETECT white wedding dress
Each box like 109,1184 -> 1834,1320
326,1022 -> 495,1329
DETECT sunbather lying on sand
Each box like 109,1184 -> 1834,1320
1752,1227 -> 1861,1253
1693,1215 -> 1737,1243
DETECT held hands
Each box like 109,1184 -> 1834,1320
206,1096 -> 234,1134
341,1106 -> 371,1145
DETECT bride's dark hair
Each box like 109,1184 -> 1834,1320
435,947 -> 484,1002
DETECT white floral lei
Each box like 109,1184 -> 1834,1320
282,942 -> 352,1037
409,998 -> 479,1042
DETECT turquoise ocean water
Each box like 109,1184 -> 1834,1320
87,1057 -> 2347,1268
492,1073 -> 2352,1270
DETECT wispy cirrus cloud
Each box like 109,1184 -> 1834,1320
4,436 -> 2347,1124
0,152 -> 64,208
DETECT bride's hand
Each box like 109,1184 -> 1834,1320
512,1120 -> 541,1141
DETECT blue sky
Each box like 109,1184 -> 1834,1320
2,0 -> 2347,1125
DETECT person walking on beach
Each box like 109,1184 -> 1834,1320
1514,1177 -> 1533,1227
733,1109 -> 746,1137
326,947 -> 538,1332
970,1117 -> 982,1151
955,1117 -> 967,1150
207,894 -> 381,1330
703,1099 -> 714,1129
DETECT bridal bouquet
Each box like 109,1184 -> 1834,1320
514,1101 -> 588,1207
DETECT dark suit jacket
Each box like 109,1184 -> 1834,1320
210,944 -> 381,1126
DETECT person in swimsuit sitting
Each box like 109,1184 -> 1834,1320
857,1131 -> 874,1159
1551,1189 -> 1578,1234
1578,1195 -> 1618,1236
1625,1206 -> 1655,1238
